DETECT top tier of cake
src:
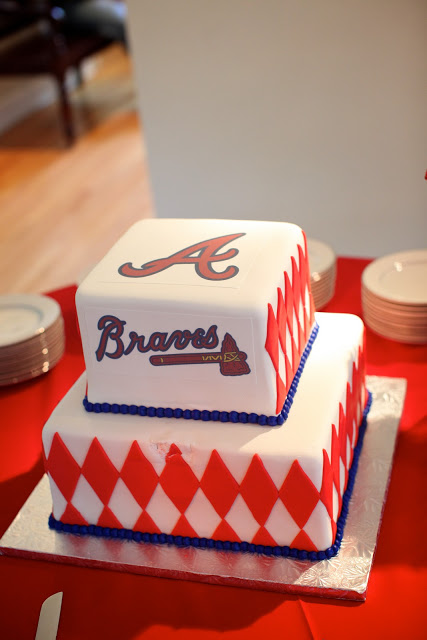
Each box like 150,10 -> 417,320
76,219 -> 315,424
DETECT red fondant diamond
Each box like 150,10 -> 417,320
291,256 -> 301,313
47,433 -> 81,501
240,455 -> 278,526
121,441 -> 159,509
298,243 -> 307,302
252,526 -> 278,547
302,233 -> 315,324
338,403 -> 347,469
97,506 -> 123,529
212,520 -> 241,543
81,438 -> 119,504
279,460 -> 320,529
172,515 -> 198,538
60,502 -> 88,526
160,444 -> 199,513
346,382 -> 354,447
331,424 -> 341,495
320,449 -> 334,519
134,510 -> 161,535
265,303 -> 279,372
296,312 -> 305,358
291,529 -> 318,552
284,271 -> 294,332
200,450 -> 239,518
277,288 -> 287,355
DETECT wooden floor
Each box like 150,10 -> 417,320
0,45 -> 153,295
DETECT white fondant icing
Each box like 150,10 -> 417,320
224,494 -> 260,541
76,218 -> 313,415
145,485 -> 181,532
97,438 -> 133,473
304,500 -> 333,550
264,499 -> 300,546
185,489 -> 222,538
42,311 -> 366,549
72,476 -> 104,524
108,478 -> 142,529
53,428 -> 92,468
48,475 -> 67,521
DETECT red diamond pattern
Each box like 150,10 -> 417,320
160,444 -> 199,513
346,382 -> 354,447
266,241 -> 315,414
44,342 -> 366,554
326,345 -> 366,514
330,423 -> 341,508
47,433 -> 81,501
277,288 -> 287,354
320,449 -> 334,519
240,455 -> 278,526
200,450 -> 239,518
265,303 -> 279,372
298,243 -> 309,337
213,520 -> 240,543
291,529 -> 317,552
252,527 -> 278,547
284,272 -> 294,334
172,515 -> 198,538
339,403 -> 347,469
279,461 -> 320,529
81,438 -> 119,504
60,502 -> 88,526
97,506 -> 123,529
134,510 -> 161,534
121,441 -> 158,509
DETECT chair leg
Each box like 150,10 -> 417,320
55,75 -> 75,145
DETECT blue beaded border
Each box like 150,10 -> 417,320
49,390 -> 372,561
82,322 -> 320,427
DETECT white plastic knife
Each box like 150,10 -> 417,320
35,592 -> 63,640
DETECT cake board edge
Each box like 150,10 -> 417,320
0,376 -> 406,601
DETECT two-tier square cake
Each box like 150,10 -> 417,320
42,219 -> 369,560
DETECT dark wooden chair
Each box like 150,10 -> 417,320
0,1 -> 115,144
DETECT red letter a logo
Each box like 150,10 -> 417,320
118,233 -> 245,281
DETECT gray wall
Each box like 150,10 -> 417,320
127,0 -> 426,257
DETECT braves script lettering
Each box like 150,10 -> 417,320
118,233 -> 245,281
95,315 -> 219,362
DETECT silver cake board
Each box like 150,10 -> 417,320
0,376 -> 406,601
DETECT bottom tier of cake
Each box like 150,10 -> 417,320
42,312 -> 369,560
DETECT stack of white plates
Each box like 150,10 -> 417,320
362,249 -> 427,344
307,238 -> 337,309
0,294 -> 65,386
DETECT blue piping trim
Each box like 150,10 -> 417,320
49,390 -> 372,561
82,322 -> 320,427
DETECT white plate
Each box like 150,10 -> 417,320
362,250 -> 427,305
0,294 -> 61,348
307,238 -> 336,276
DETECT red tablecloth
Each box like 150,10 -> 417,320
1,258 -> 426,639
